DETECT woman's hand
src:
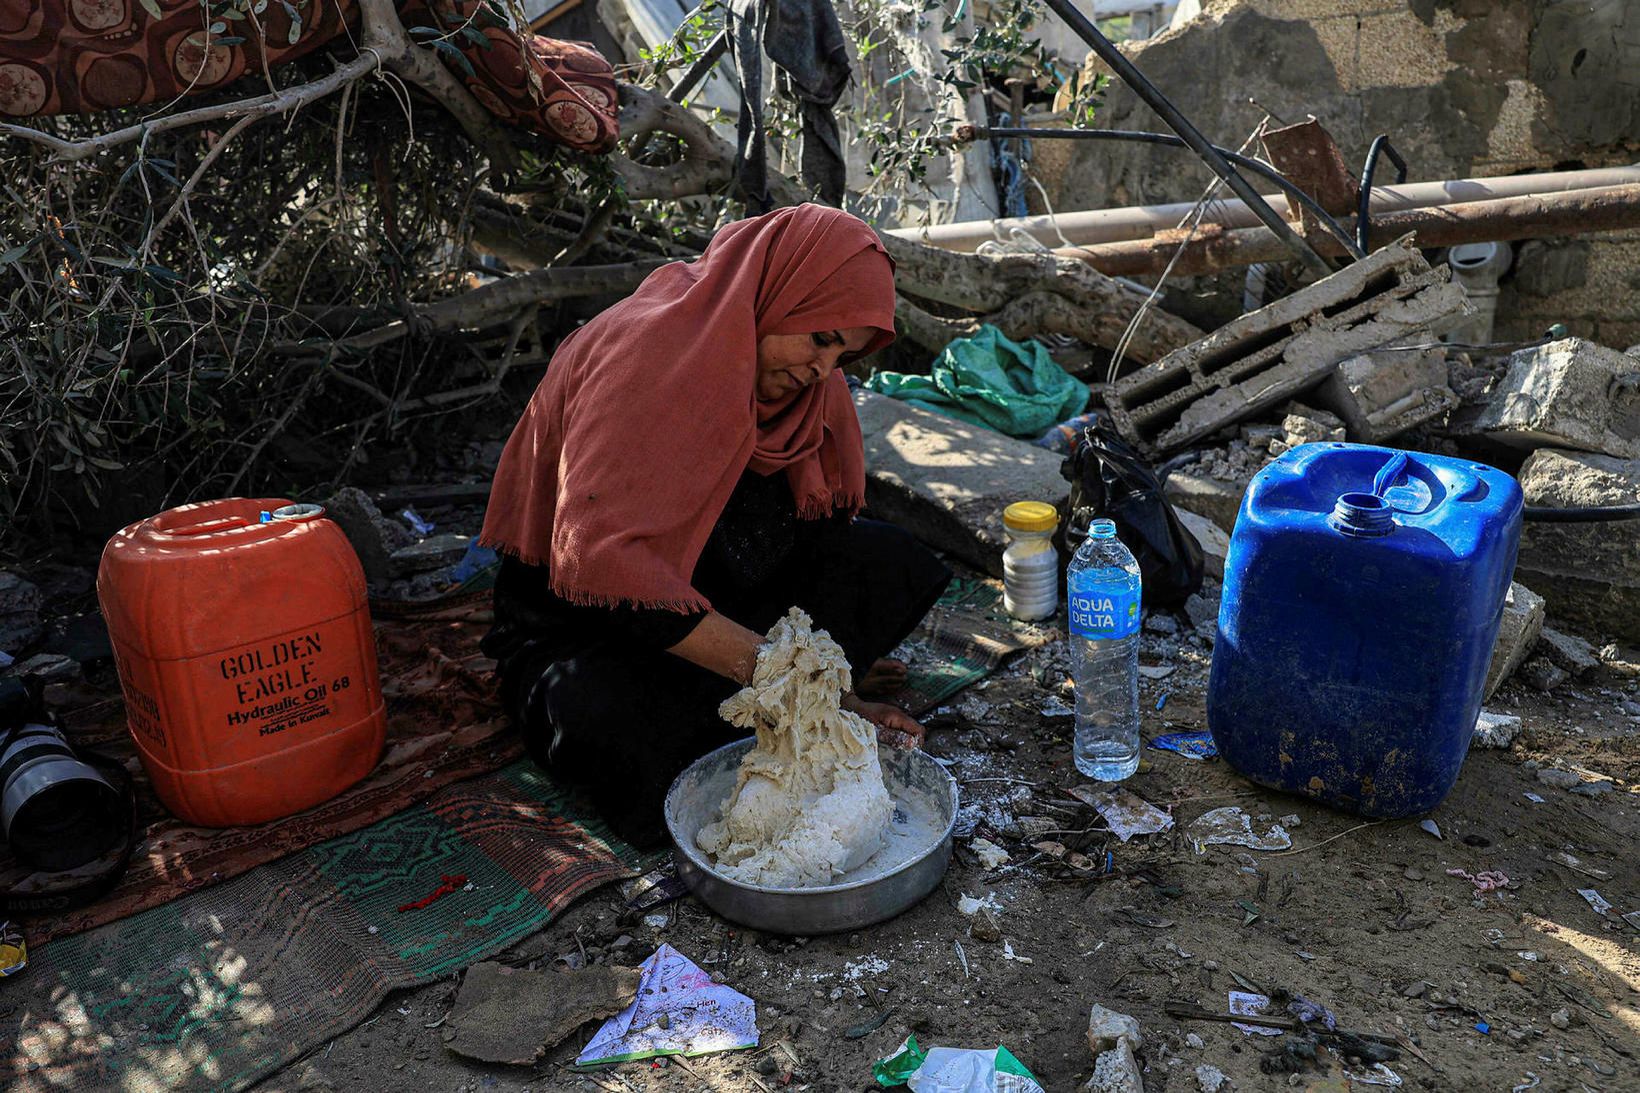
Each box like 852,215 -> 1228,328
842,692 -> 926,751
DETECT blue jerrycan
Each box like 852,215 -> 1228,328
1208,444 -> 1523,817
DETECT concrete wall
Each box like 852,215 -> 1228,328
1031,0 -> 1640,343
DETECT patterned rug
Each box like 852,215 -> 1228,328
896,577 -> 1057,716
1,603 -> 519,945
5,762 -> 644,1092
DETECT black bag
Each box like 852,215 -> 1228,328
1058,420 -> 1205,609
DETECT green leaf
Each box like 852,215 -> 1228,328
0,243 -> 29,267
408,24 -> 442,38
461,25 -> 490,48
209,19 -> 226,32
217,35 -> 246,44
432,38 -> 477,79
138,0 -> 162,18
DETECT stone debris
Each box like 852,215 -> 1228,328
390,533 -> 473,577
1195,1064 -> 1229,1093
1474,337 -> 1640,460
1472,711 -> 1523,750
1107,238 -> 1469,456
0,572 -> 44,654
322,487 -> 414,585
853,388 -> 1070,577
1483,582 -> 1546,700
1084,1004 -> 1143,1093
1316,347 -> 1457,443
1519,657 -> 1569,692
1277,404 -> 1347,451
1538,627 -> 1601,676
1516,448 -> 1640,643
1163,460 -> 1253,534
1174,508 -> 1229,581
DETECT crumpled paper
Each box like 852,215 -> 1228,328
575,944 -> 757,1067
1070,786 -> 1174,843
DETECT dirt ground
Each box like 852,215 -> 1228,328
251,607 -> 1640,1093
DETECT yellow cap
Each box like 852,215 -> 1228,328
1004,501 -> 1058,533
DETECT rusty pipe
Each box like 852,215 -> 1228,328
1048,182 -> 1640,278
886,165 -> 1640,253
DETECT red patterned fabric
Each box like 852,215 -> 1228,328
0,0 -> 618,152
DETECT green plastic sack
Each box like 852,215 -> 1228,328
865,325 -> 1089,439
873,1035 -> 1045,1092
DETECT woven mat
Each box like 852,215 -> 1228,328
896,576 -> 1056,716
6,761 -> 644,1092
1,602 -> 519,945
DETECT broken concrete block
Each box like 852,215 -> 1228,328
323,487 -> 414,585
1539,627 -> 1601,677
443,961 -> 641,1066
1520,657 -> 1568,692
0,572 -> 44,654
853,389 -> 1068,577
1474,337 -> 1640,459
1472,711 -> 1522,749
1164,469 -> 1249,535
1085,1004 -> 1143,1093
1483,582 -> 1545,700
1315,348 -> 1458,442
1281,404 -> 1347,448
390,533 -> 472,577
1516,448 -> 1640,642
1175,508 -> 1229,580
1107,238 -> 1470,455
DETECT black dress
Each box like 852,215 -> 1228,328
482,469 -> 951,846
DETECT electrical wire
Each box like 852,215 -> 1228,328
1357,134 -> 1408,255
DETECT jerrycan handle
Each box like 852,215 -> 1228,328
1372,451 -> 1409,499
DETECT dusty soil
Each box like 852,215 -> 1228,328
252,608 -> 1640,1093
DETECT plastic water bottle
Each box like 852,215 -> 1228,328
1067,517 -> 1142,780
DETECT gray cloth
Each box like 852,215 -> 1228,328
726,0 -> 852,211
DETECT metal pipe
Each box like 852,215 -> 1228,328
666,29 -> 730,104
976,126 -> 1365,258
1035,0 -> 1335,276
885,165 -> 1640,252
1047,182 -> 1640,278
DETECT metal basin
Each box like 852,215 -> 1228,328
664,738 -> 959,935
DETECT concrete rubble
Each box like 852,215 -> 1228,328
1106,238 -> 1469,456
0,572 -> 44,654
323,487 -> 414,585
1539,627 -> 1601,676
1315,347 -> 1458,443
442,961 -> 641,1066
1515,449 -> 1640,642
1175,508 -> 1229,581
853,388 -> 1069,577
1083,1004 -> 1143,1093
1483,582 -> 1546,701
1475,337 -> 1640,459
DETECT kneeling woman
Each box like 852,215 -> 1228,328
480,204 -> 950,846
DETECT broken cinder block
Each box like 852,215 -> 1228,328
1483,581 -> 1545,701
1106,237 -> 1470,455
1539,626 -> 1600,677
1516,448 -> 1640,642
853,389 -> 1068,577
1315,347 -> 1458,443
1474,337 -> 1640,460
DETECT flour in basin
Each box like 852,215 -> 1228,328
696,608 -> 894,887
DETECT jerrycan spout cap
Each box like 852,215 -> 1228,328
1330,492 -> 1395,538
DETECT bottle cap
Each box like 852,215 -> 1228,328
1003,501 -> 1058,533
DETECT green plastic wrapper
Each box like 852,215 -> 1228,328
872,1035 -> 1045,1092
864,324 -> 1089,439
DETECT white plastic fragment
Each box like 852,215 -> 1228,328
1419,819 -> 1443,840
1074,786 -> 1175,843
1187,808 -> 1291,854
1578,889 -> 1614,917
1344,1063 -> 1403,1086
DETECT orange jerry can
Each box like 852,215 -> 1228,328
98,498 -> 387,827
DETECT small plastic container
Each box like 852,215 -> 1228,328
1002,501 -> 1059,621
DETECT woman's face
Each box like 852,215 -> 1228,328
755,327 -> 877,401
